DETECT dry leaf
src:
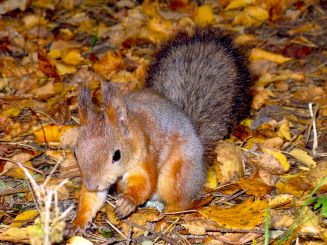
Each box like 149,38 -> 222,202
232,6 -> 269,27
259,148 -> 290,174
62,50 -> 83,66
205,166 -> 218,189
277,119 -> 291,141
268,194 -> 293,208
237,178 -> 272,196
194,5 -> 214,27
0,227 -> 30,243
199,198 -> 267,229
294,86 -> 325,101
93,51 -> 124,79
67,236 -> 93,245
215,141 -> 244,184
251,89 -> 269,110
288,148 -> 316,167
225,0 -> 255,10
10,209 -> 39,228
33,125 -> 77,143
55,62 -> 77,75
250,48 -> 292,64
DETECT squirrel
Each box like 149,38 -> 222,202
72,29 -> 252,232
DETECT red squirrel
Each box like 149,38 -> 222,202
72,29 -> 252,231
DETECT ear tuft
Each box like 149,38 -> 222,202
102,84 -> 129,133
78,87 -> 94,125
102,82 -> 116,107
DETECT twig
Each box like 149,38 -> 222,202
123,220 -> 179,245
105,219 -> 128,240
0,157 -> 44,174
308,103 -> 319,156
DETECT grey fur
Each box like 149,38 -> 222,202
147,29 -> 252,163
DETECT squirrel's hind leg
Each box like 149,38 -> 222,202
157,153 -> 203,212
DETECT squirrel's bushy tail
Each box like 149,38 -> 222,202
146,29 -> 252,164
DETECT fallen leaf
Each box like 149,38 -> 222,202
233,6 -> 269,27
294,86 -> 325,101
225,0 -> 255,10
268,194 -> 293,208
237,178 -> 272,196
194,5 -> 214,27
55,62 -> 77,75
10,210 -> 39,228
67,236 -> 93,245
0,227 -> 30,243
288,148 -> 316,167
277,119 -> 291,141
199,198 -> 267,229
250,48 -> 292,64
33,125 -> 76,143
62,50 -> 83,66
215,141 -> 244,184
205,166 -> 218,189
251,89 -> 269,110
93,51 -> 124,79
260,148 -> 290,173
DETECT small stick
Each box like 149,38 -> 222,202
0,157 -> 44,175
123,220 -> 179,245
105,219 -> 128,240
308,103 -> 319,156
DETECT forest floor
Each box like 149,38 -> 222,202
0,0 -> 327,244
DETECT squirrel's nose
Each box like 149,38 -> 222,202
83,177 -> 99,191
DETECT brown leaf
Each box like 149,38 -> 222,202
38,49 -> 60,83
199,198 -> 267,229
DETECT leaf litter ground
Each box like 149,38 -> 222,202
0,0 -> 326,244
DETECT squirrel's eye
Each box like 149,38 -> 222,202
112,149 -> 121,163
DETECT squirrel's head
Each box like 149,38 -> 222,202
75,86 -> 140,192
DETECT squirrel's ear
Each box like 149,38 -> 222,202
102,83 -> 129,132
78,87 -> 95,125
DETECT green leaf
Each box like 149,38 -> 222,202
313,196 -> 327,218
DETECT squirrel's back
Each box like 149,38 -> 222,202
146,29 -> 252,163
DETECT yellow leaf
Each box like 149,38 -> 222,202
2,107 -> 21,117
48,49 -> 62,59
237,178 -> 272,196
288,149 -> 316,167
225,0 -> 255,10
277,119 -> 291,141
234,34 -> 257,45
199,198 -> 267,229
244,137 -> 265,150
55,62 -> 77,75
215,141 -> 244,184
67,236 -> 94,245
62,50 -> 83,66
204,167 -> 217,189
233,6 -> 269,27
250,48 -> 292,64
268,194 -> 293,208
263,148 -> 290,172
4,161 -> 36,179
240,118 -> 253,127
10,210 -> 39,228
93,51 -> 123,79
0,227 -> 30,243
194,5 -> 214,27
33,125 -> 76,143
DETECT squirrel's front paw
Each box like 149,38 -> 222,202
65,216 -> 90,238
115,195 -> 137,218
